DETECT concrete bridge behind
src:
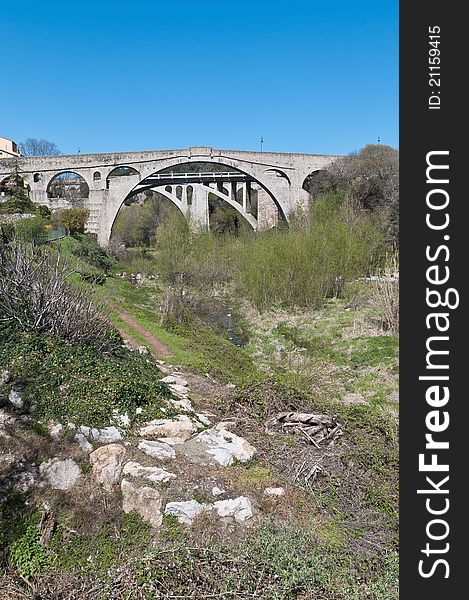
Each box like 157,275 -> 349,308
0,146 -> 338,246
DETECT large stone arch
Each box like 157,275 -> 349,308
102,159 -> 282,245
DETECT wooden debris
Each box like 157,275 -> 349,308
38,510 -> 55,546
265,411 -> 343,446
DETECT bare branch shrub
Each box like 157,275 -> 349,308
371,250 -> 399,334
0,243 -> 119,351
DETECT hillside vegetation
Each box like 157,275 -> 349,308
0,145 -> 399,599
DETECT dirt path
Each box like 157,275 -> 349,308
106,303 -> 172,358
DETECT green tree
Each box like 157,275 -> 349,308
56,208 -> 90,234
15,216 -> 47,243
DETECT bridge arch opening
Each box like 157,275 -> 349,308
302,169 -> 331,200
108,160 -> 285,247
106,166 -> 140,189
47,171 -> 89,203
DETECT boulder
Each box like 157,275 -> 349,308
168,385 -> 190,399
213,496 -> 253,523
139,416 -> 196,444
167,398 -> 193,412
48,423 -> 64,440
160,375 -> 189,387
138,440 -> 176,460
89,444 -> 126,490
75,432 -> 93,453
179,428 -> 256,467
8,389 -> 24,409
123,461 -> 176,483
164,500 -> 211,525
121,479 -> 163,527
1,370 -> 11,386
40,458 -> 81,490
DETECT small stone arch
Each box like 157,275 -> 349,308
264,168 -> 291,185
33,173 -> 43,183
186,185 -> 193,205
47,171 -> 89,202
93,171 -> 101,181
106,166 -> 140,189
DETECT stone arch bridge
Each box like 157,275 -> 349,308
0,146 -> 337,246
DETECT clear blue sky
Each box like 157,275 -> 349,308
0,1 -> 398,156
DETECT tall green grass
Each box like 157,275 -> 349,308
152,192 -> 385,311
235,193 -> 384,309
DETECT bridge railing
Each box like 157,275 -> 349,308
142,172 -> 248,180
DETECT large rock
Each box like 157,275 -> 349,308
40,458 -> 81,490
1,370 -> 11,386
79,425 -> 123,444
160,375 -> 189,387
164,500 -> 211,525
123,461 -> 176,483
75,433 -> 93,453
213,496 -> 253,522
168,384 -> 190,399
178,428 -> 256,466
8,389 -> 24,409
90,444 -> 126,490
138,440 -> 176,460
48,423 -> 64,440
139,416 -> 196,444
121,479 -> 163,527
167,398 -> 193,412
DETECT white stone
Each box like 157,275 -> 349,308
1,370 -> 11,385
49,423 -> 64,440
212,486 -> 226,497
78,425 -> 123,444
139,416 -> 196,444
75,433 -> 93,453
264,487 -> 285,496
121,479 -> 163,527
168,384 -> 190,398
191,428 -> 256,466
137,345 -> 148,355
164,500 -> 211,525
123,461 -> 176,483
196,414 -> 213,427
138,440 -> 176,460
112,410 -> 131,428
213,496 -> 253,522
167,398 -> 193,412
160,375 -> 189,387
8,389 -> 24,409
40,458 -> 81,490
89,444 -> 126,490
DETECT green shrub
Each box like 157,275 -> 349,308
14,215 -> 47,242
67,234 -> 113,273
0,328 -> 171,426
234,193 -> 385,310
8,514 -> 50,577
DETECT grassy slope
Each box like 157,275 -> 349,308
1,237 -> 398,598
